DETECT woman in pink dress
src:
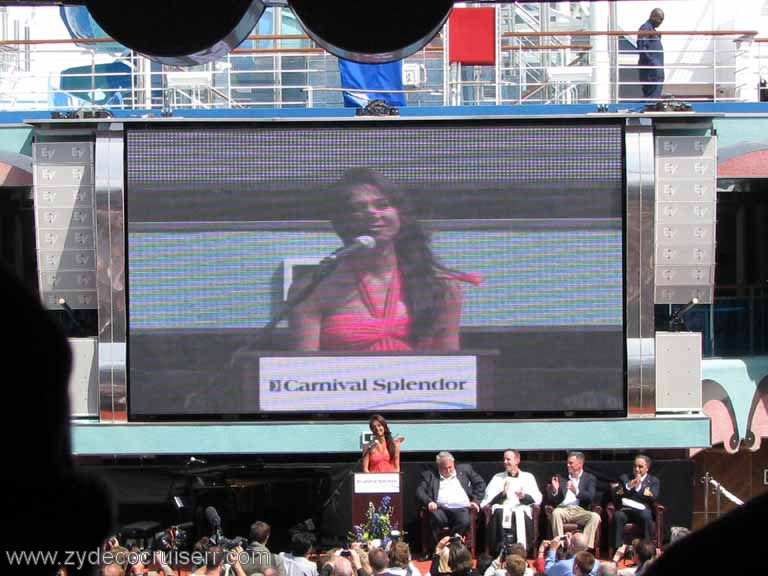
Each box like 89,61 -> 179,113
287,168 -> 479,351
362,414 -> 400,473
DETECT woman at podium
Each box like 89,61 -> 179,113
363,414 -> 400,473
287,168 -> 479,352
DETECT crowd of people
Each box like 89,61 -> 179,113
92,522 -> 672,576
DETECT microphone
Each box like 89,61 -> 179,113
364,438 -> 379,452
57,297 -> 82,333
669,297 -> 699,331
329,236 -> 376,261
205,506 -> 221,529
188,456 -> 208,465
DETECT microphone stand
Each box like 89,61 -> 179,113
317,441 -> 377,545
668,297 -> 699,332
260,254 -> 342,348
186,255 -> 343,408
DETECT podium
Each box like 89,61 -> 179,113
351,473 -> 403,542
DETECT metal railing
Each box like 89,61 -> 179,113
0,28 -> 764,111
701,473 -> 743,523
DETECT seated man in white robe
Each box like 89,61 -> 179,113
480,449 -> 542,556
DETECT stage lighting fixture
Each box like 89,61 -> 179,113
84,0 -> 266,66
288,0 -> 454,63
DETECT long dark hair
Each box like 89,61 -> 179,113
328,168 -> 452,345
369,413 -> 396,459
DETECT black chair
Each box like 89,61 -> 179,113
419,506 -> 478,558
605,501 -> 665,557
482,504 -> 541,558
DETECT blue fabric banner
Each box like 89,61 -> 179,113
337,59 -> 406,108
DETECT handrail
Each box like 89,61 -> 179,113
0,25 -> 764,110
502,30 -> 759,38
519,52 -> 588,103
701,473 -> 743,524
1,30 -> 756,49
232,47 -> 324,54
0,33 -> 314,47
502,44 -> 592,51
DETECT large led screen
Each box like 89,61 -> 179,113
126,120 -> 625,418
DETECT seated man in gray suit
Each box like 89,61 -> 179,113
416,451 -> 486,551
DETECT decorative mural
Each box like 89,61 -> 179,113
0,127 -> 32,186
715,118 -> 768,178
695,119 -> 768,454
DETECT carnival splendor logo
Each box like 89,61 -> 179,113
268,378 -> 468,394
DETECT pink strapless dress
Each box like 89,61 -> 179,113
368,444 -> 397,473
320,268 -> 412,351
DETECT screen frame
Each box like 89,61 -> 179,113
121,116 -> 629,422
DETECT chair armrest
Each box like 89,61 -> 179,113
605,502 -> 616,520
543,504 -> 554,520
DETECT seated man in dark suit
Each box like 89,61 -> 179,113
610,454 -> 660,550
545,451 -> 601,551
416,451 -> 486,550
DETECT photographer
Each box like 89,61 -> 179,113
429,536 -> 479,576
483,542 -> 531,576
615,539 -> 656,576
127,549 -> 176,576
543,533 -> 600,576
322,546 -> 370,576
241,521 -> 286,576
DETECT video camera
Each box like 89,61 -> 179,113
501,534 -> 516,557
209,534 -> 248,550
205,505 -> 248,551
150,522 -> 193,552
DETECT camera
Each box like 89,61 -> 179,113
151,524 -> 191,552
449,534 -> 463,544
340,549 -> 352,558
390,530 -> 401,542
213,535 -> 248,550
501,534 -> 516,556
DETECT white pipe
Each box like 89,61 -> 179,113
590,0 -> 611,104
709,479 -> 744,506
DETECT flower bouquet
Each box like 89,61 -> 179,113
349,496 -> 400,547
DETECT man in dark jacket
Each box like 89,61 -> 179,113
416,451 -> 486,550
610,454 -> 661,549
638,8 -> 665,98
546,451 -> 601,551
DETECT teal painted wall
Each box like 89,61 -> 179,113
71,416 -> 710,456
0,126 -> 32,155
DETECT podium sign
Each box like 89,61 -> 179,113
351,473 -> 403,539
354,473 -> 400,494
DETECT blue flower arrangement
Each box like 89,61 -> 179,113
349,496 -> 399,546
